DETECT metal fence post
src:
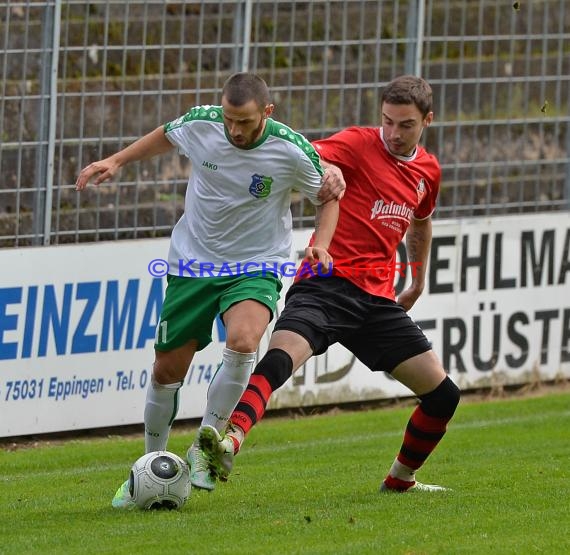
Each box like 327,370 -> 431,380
405,0 -> 425,76
32,0 -> 61,246
566,123 -> 570,209
232,0 -> 253,72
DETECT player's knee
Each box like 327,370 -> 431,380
253,348 -> 293,391
152,359 -> 187,385
226,336 -> 260,353
419,375 -> 460,418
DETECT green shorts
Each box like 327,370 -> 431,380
154,273 -> 282,352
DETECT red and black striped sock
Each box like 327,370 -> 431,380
397,403 -> 450,469
384,376 -> 460,490
229,348 -> 294,450
230,374 -> 273,436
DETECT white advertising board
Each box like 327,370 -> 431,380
1,213 -> 569,437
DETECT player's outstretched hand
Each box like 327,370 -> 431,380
75,158 -> 120,191
318,164 -> 346,201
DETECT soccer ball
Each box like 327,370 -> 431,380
129,450 -> 190,510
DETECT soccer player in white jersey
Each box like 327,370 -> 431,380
75,72 -> 343,508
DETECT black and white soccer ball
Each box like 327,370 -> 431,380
129,450 -> 190,510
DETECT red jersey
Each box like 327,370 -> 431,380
309,126 -> 441,299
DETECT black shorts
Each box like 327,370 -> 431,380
274,276 -> 431,373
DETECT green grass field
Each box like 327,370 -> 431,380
1,389 -> 569,555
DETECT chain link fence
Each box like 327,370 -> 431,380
1,0 -> 569,248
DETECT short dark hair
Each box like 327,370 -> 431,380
381,75 -> 433,118
222,72 -> 271,111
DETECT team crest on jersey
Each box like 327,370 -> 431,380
249,174 -> 273,199
416,178 -> 426,204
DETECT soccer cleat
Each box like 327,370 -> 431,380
198,425 -> 235,482
187,443 -> 215,491
380,480 -> 450,493
408,481 -> 450,492
111,479 -> 136,509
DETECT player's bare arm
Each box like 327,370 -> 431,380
75,126 -> 174,191
305,198 -> 339,271
397,216 -> 432,311
318,160 -> 346,201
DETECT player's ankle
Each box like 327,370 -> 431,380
383,475 -> 416,492
387,458 -> 416,482
227,424 -> 245,454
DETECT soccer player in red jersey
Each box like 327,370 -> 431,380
201,75 -> 460,493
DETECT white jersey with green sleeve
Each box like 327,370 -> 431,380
163,105 -> 323,277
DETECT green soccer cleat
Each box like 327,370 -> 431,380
198,425 -> 234,482
111,479 -> 136,510
187,443 -> 216,491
